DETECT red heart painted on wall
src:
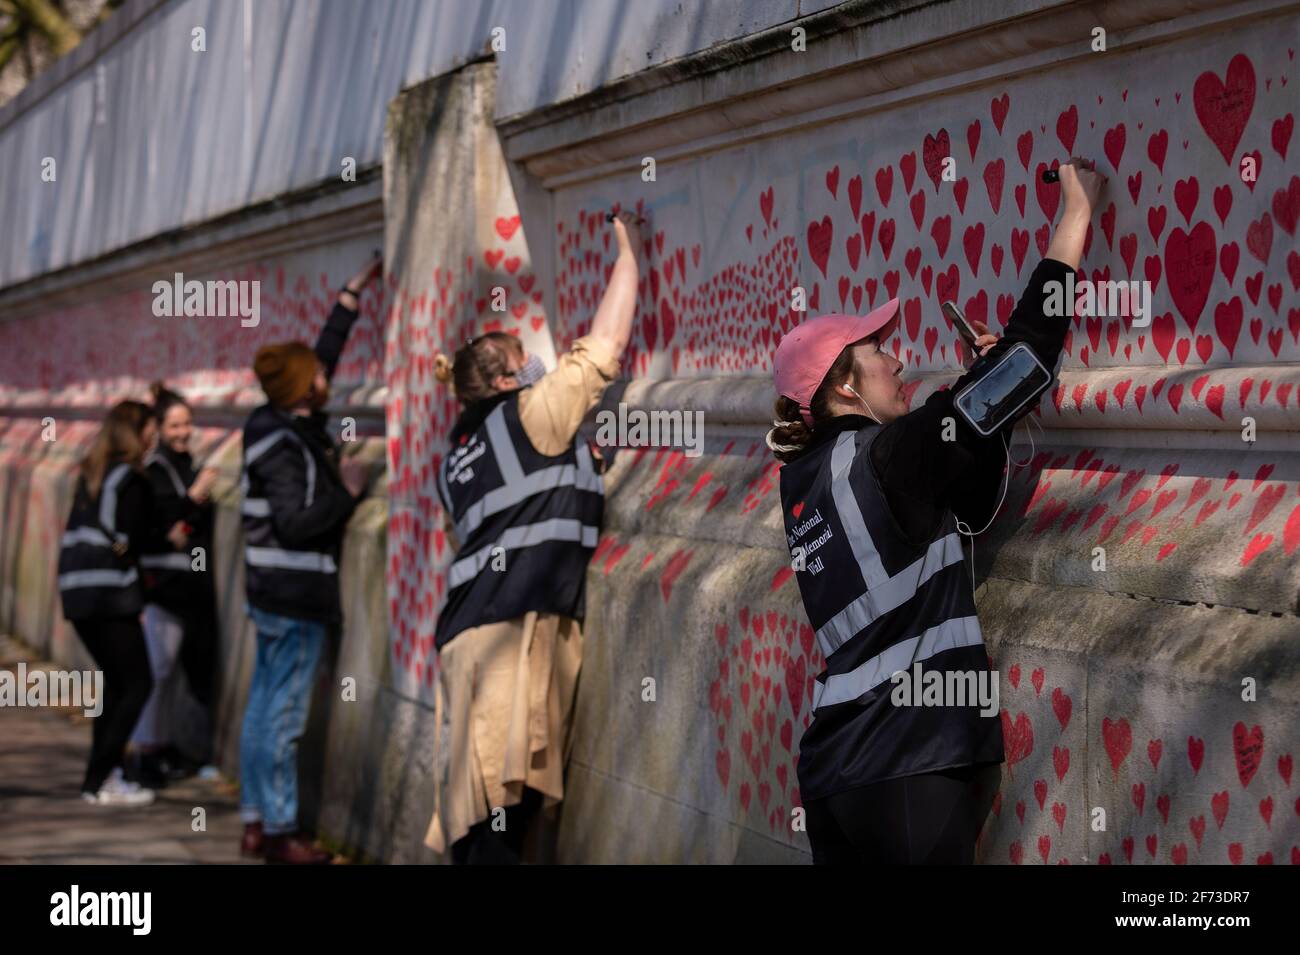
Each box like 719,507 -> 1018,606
1102,717 -> 1132,775
1193,54 -> 1256,165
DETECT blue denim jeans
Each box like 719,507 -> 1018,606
239,606 -> 327,836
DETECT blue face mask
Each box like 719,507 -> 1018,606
514,353 -> 546,387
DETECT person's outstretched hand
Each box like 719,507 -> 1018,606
1058,156 -> 1107,218
1046,157 -> 1107,269
189,466 -> 219,503
346,254 -> 383,294
339,253 -> 384,309
340,455 -> 370,498
612,209 -> 644,264
588,208 -> 645,359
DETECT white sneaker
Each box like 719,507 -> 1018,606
82,768 -> 156,807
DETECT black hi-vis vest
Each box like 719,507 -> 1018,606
140,450 -> 202,595
779,421 -> 1004,801
240,407 -> 347,622
435,390 -> 604,650
58,464 -> 145,620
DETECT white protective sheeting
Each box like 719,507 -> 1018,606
0,0 -> 823,290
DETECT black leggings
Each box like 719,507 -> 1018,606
451,788 -> 543,865
803,763 -> 1001,864
74,616 -> 154,793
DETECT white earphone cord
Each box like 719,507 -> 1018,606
848,383 -> 1037,592
846,385 -> 879,424
952,413 -> 1040,594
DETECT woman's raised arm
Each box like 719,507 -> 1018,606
588,210 -> 643,360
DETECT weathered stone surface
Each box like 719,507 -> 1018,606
3,0 -> 1299,867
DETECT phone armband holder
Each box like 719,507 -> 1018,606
952,341 -> 1053,437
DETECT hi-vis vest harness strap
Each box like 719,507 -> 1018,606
58,464 -> 144,619
140,451 -> 194,572
434,390 -> 604,650
240,427 -> 338,575
779,420 -> 1004,801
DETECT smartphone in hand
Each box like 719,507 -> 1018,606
942,301 -> 981,349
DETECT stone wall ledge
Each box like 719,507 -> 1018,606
598,365 -> 1300,435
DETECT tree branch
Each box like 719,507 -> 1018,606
11,0 -> 80,56
0,33 -> 20,73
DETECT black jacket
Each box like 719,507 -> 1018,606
240,300 -> 362,623
868,257 -> 1074,545
58,463 -> 153,621
141,444 -> 215,615
774,258 -> 1072,796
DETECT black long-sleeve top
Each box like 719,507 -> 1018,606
113,470 -> 155,561
315,298 -> 361,380
70,464 -> 153,560
141,443 -> 216,611
145,445 -> 212,545
868,257 -> 1073,545
263,298 -> 364,547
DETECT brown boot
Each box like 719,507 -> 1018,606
264,832 -> 332,865
241,822 -> 265,858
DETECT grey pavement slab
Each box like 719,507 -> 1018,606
0,635 -> 257,865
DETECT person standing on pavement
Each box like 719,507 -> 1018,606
767,158 -> 1106,863
423,209 -> 642,864
130,381 -> 220,787
58,400 -> 159,807
237,254 -> 381,864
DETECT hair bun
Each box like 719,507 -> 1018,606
433,353 -> 455,385
149,380 -> 166,401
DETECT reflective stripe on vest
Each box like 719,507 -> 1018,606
829,433 -> 890,587
817,532 -> 966,657
85,465 -> 132,553
812,431 -> 969,658
780,421 -> 1002,795
58,466 -> 145,618
242,428 -> 330,574
435,389 -> 604,647
61,465 -> 130,552
244,427 -> 316,506
811,614 -> 984,711
140,552 -> 193,571
245,546 -> 337,573
242,497 -> 270,517
62,527 -> 114,548
59,567 -> 139,591
146,452 -> 188,497
100,464 -> 131,536
484,405 -> 523,482
436,457 -> 452,516
447,518 -> 600,589
451,404 -> 604,541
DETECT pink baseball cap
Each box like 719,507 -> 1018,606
772,299 -> 901,425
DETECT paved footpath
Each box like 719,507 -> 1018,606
0,635 -> 256,864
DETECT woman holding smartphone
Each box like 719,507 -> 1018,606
767,158 -> 1106,863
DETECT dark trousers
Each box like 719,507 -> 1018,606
451,787 -> 543,865
178,601 -> 217,763
803,763 -> 1001,864
74,616 -> 154,793
178,602 -> 216,709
